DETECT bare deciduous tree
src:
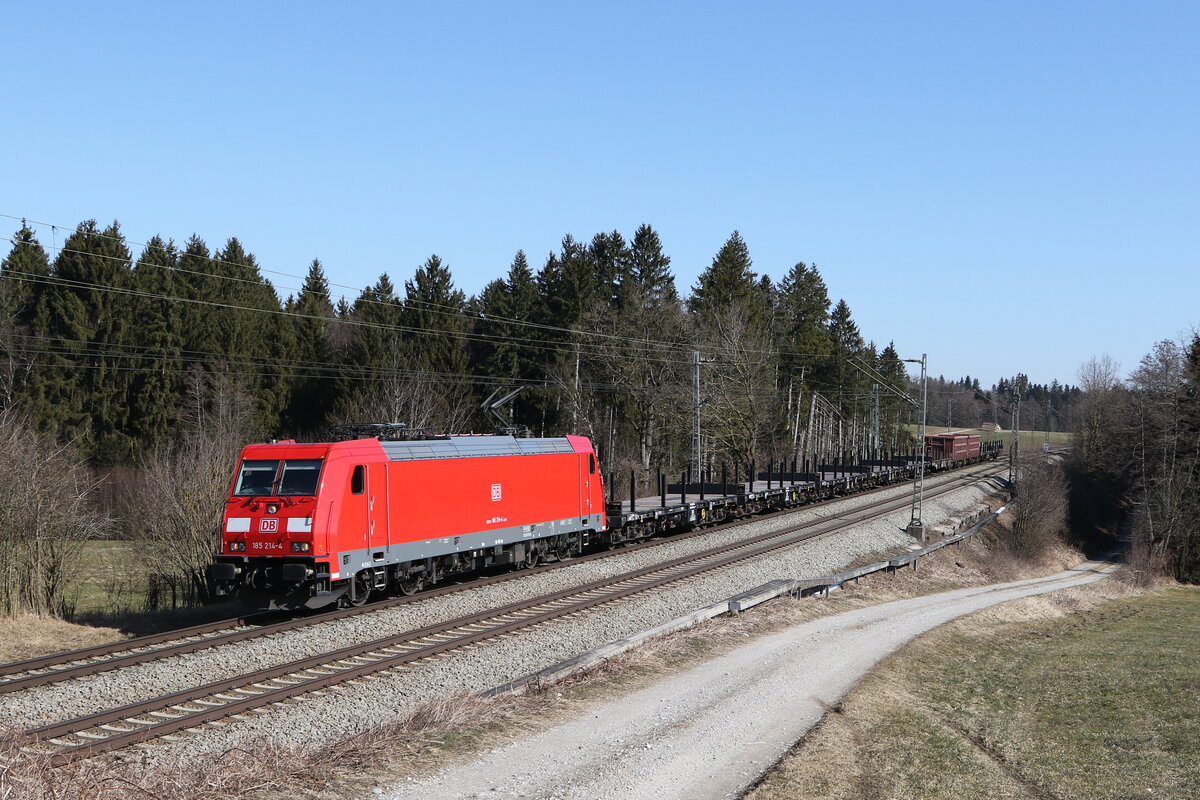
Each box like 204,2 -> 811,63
335,356 -> 476,435
123,368 -> 256,606
0,411 -> 109,616
701,304 -> 780,467
1011,453 -> 1069,556
580,289 -> 690,473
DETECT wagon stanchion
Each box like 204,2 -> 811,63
659,472 -> 666,509
721,463 -> 728,497
681,471 -> 687,504
629,470 -> 636,514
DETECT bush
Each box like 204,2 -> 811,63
1009,454 -> 1069,557
0,411 -> 110,616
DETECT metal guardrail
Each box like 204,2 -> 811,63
489,499 -> 1015,697
727,502 -> 1012,612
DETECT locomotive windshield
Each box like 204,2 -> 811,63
278,459 -> 323,495
233,459 -> 324,497
235,460 -> 278,496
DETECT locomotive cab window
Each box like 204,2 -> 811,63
589,454 -> 596,474
350,465 -> 365,495
234,460 -> 279,496
278,459 -> 323,496
233,459 -> 324,497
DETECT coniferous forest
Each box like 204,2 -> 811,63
1,219 -> 1079,465
0,218 -> 1084,613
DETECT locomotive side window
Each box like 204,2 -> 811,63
234,460 -> 280,496
279,459 -> 324,496
351,465 -> 365,495
589,454 -> 596,474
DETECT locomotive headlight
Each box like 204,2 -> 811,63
267,504 -> 279,514
229,541 -> 246,552
290,541 -> 311,553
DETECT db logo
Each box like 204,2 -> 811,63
259,518 -> 279,533
490,484 -> 502,501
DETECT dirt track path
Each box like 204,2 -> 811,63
385,561 -> 1114,800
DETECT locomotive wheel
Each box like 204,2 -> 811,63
397,575 -> 423,595
344,571 -> 371,607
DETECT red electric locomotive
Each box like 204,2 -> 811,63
209,428 -> 606,610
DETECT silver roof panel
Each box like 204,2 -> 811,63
379,436 -> 573,462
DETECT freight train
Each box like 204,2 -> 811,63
209,426 -> 1001,611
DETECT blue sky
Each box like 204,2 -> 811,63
3,1 -> 1197,386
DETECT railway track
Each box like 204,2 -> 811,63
0,461 -> 1003,696
22,464 -> 1005,763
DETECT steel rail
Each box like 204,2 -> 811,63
0,460 -> 1001,694
28,465 -> 1005,763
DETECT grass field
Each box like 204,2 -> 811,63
69,539 -> 146,617
747,585 -> 1200,800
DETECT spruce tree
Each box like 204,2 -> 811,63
474,251 -> 539,384
212,238 -> 286,434
825,298 -> 867,424
340,272 -> 404,401
588,230 -> 629,310
776,261 -> 832,379
0,225 -> 50,330
628,224 -> 678,311
471,278 -> 510,378
876,341 -> 909,448
403,255 -> 468,378
540,235 -> 600,330
689,231 -> 758,322
0,225 -> 51,407
27,220 -> 135,460
176,235 -> 221,363
285,259 -> 336,434
127,236 -> 183,448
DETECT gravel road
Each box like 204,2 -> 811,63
385,559 -> 1114,800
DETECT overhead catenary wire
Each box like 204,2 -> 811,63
1,329 -> 893,401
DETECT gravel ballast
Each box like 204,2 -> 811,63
1,469 -> 1001,763
111,477 -> 1002,764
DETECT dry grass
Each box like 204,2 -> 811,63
744,581 -> 1198,800
0,615 -> 124,664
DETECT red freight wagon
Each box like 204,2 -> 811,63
210,434 -> 605,610
925,433 -> 981,462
